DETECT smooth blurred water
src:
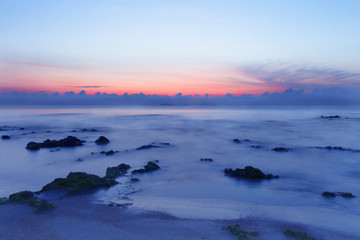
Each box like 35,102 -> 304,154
0,106 -> 360,235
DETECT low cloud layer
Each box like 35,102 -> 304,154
1,88 -> 360,106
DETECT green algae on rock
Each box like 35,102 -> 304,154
38,172 -> 117,194
0,191 -> 53,213
224,224 -> 258,240
284,228 -> 315,240
131,161 -> 160,174
105,163 -> 131,179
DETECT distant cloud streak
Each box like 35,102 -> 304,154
1,87 -> 360,106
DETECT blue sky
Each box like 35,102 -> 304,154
0,0 -> 359,95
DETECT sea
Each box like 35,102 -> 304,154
0,106 -> 359,236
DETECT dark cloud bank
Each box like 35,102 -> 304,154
1,88 -> 360,106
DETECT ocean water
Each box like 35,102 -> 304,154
0,106 -> 359,236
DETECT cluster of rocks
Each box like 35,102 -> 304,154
233,139 -> 251,144
224,224 -> 315,240
200,158 -> 213,162
315,146 -> 360,152
26,136 -> 85,150
135,143 -> 171,150
224,166 -> 278,180
321,115 -> 341,119
322,191 -> 356,199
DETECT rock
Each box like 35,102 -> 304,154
131,178 -> 140,182
136,144 -> 160,150
105,163 -> 131,179
38,172 -> 117,194
251,145 -> 262,149
200,158 -> 214,162
233,139 -> 241,143
132,161 -> 160,174
322,191 -> 336,198
26,136 -> 84,150
321,115 -> 340,119
81,128 -> 98,132
322,191 -> 356,198
3,191 -> 54,213
95,136 -> 110,145
224,224 -> 258,240
1,135 -> 10,140
284,228 -> 315,240
224,166 -> 278,180
272,147 -> 289,152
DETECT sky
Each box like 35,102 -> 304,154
0,0 -> 359,96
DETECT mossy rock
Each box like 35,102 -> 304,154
1,191 -> 54,213
284,229 -> 315,240
225,224 -> 258,240
106,163 -> 131,179
132,161 -> 160,174
39,172 -> 118,194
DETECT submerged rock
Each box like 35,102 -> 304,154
105,163 -> 131,179
322,191 -> 356,199
26,136 -> 84,150
200,158 -> 214,162
132,161 -> 160,174
95,136 -> 110,145
136,144 -> 160,150
1,135 -> 10,140
321,115 -> 340,119
0,191 -> 54,213
272,147 -> 289,152
224,224 -> 258,240
81,128 -> 98,132
284,228 -> 315,240
233,139 -> 241,143
38,172 -> 117,194
224,166 -> 278,180
100,150 -> 118,156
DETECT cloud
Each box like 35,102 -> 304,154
239,63 -> 360,90
1,87 -> 360,106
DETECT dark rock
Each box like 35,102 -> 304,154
200,158 -> 214,162
3,191 -> 54,213
131,178 -> 140,182
38,172 -> 117,194
224,166 -> 278,180
321,115 -> 340,119
105,163 -> 131,179
132,161 -> 160,174
20,128 -> 25,130
251,145 -> 262,149
322,191 -> 356,199
1,135 -> 10,140
244,139 -> 250,142
272,147 -> 289,152
95,136 -> 110,145
322,191 -> 336,198
284,228 -> 315,240
49,148 -> 60,152
136,144 -> 160,150
233,139 -> 241,143
26,142 -> 41,150
26,136 -> 84,150
81,128 -> 98,132
224,224 -> 258,240
76,158 -> 83,162
158,142 -> 171,145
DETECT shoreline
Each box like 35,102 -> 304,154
0,193 -> 358,240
